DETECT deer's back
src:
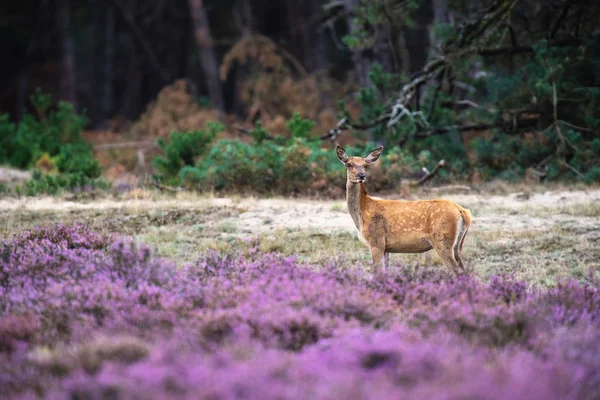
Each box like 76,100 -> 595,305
361,198 -> 467,252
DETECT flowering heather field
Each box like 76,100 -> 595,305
1,224 -> 600,399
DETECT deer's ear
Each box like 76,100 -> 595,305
364,146 -> 383,164
336,145 -> 349,164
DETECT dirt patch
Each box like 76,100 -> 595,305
0,167 -> 31,183
1,189 -> 598,236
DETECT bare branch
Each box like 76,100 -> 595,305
563,161 -> 585,179
474,38 -> 579,56
406,159 -> 446,187
94,141 -> 157,151
424,184 -> 475,193
323,0 -> 346,12
234,125 -> 276,140
151,181 -> 187,193
557,120 -> 593,133
412,115 -> 540,139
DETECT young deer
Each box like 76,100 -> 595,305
336,145 -> 471,275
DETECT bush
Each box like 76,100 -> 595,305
180,136 -> 349,194
54,142 -> 101,178
10,171 -> 110,197
152,121 -> 224,185
286,111 -> 316,139
180,138 -> 283,192
156,115 -> 443,195
0,89 -> 101,183
0,114 -> 15,165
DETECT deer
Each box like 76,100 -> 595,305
336,145 -> 472,275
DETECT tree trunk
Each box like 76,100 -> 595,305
344,0 -> 370,87
103,6 -> 115,123
232,0 -> 253,116
375,24 -> 394,73
57,0 -> 78,108
121,37 -> 142,122
187,0 -> 224,112
309,0 -> 328,73
286,1 -> 308,71
404,0 -> 434,74
307,0 -> 331,111
432,0 -> 452,47
16,68 -> 30,123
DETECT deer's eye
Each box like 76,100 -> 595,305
346,163 -> 353,168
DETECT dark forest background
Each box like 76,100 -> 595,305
1,0 -> 599,194
1,0 -> 437,123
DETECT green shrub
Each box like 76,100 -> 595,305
1,171 -> 110,198
153,122 -> 224,184
181,139 -> 282,193
54,143 -> 101,178
0,114 -> 15,165
153,111 -> 455,195
249,121 -> 270,144
286,112 -> 316,140
0,89 -> 100,180
584,167 -> 600,184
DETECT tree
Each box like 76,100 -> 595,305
344,0 -> 371,87
188,0 -> 224,112
326,0 -> 600,181
57,0 -> 77,108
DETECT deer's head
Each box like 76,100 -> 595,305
336,145 -> 383,183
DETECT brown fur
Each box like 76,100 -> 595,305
337,145 -> 472,275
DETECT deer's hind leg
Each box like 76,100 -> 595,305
431,226 -> 462,275
454,218 -> 469,272
432,242 -> 461,275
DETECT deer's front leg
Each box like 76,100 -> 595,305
370,245 -> 385,275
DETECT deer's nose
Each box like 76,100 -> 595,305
357,172 -> 366,180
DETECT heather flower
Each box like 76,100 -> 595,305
1,224 -> 599,399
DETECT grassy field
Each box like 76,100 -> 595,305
2,186 -> 598,286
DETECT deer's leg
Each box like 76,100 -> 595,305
384,252 -> 390,269
429,219 -> 464,275
454,216 -> 470,273
433,244 -> 461,275
431,235 -> 461,275
455,251 -> 466,272
369,246 -> 385,275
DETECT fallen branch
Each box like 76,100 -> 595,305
94,141 -> 157,151
151,181 -> 186,193
422,184 -> 475,193
319,117 -> 349,141
407,159 -> 446,187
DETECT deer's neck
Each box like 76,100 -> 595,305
346,181 -> 368,231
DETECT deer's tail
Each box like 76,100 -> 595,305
458,206 -> 472,230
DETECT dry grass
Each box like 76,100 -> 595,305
1,187 -> 598,287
